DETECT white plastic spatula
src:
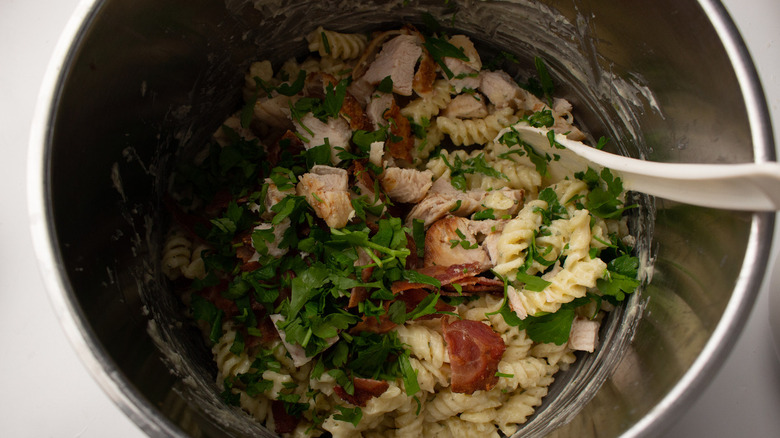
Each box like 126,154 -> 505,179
510,124 -> 780,211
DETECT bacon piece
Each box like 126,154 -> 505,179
405,232 -> 423,270
334,378 -> 390,407
399,287 -> 456,320
271,400 -> 299,434
239,261 -> 262,272
233,229 -> 256,265
350,313 -> 398,334
442,276 -> 505,295
350,288 -> 455,333
267,130 -> 305,168
164,195 -> 210,239
443,319 -> 506,394
347,286 -> 370,309
391,262 -> 489,294
198,281 -> 237,317
244,312 -> 280,349
348,254 -> 377,308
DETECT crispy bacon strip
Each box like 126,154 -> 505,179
271,400 -> 299,434
442,276 -> 505,295
164,196 -> 210,239
334,378 -> 390,407
390,262 -> 489,294
244,313 -> 280,349
350,288 -> 455,334
347,286 -> 370,309
443,319 -> 506,394
234,229 -> 255,265
267,130 -> 305,168
349,312 -> 398,334
197,281 -> 238,318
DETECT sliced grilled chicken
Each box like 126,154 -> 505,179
424,216 -> 491,268
362,34 -> 423,96
297,165 -> 354,228
380,167 -> 434,204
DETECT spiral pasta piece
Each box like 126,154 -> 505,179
436,107 -> 517,146
495,356 -> 557,391
424,389 -> 501,422
440,417 -> 501,438
212,324 -> 255,386
307,26 -> 368,60
530,342 -> 578,368
408,357 -> 450,393
511,257 -> 607,317
401,80 -> 452,125
394,323 -> 449,369
161,228 -> 193,280
492,200 -> 546,277
494,386 -> 548,436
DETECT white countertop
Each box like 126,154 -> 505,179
2,1 -> 779,436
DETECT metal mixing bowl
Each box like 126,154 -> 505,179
29,0 -> 774,436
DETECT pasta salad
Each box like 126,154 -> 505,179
162,22 -> 639,438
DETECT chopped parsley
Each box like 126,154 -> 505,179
423,36 -> 469,79
497,127 -> 554,177
435,152 -> 507,191
574,167 -> 638,219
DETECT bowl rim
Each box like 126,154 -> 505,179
26,0 -> 776,437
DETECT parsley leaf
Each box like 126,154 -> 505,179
514,271 -> 552,292
574,168 -> 637,219
473,209 -> 495,220
435,152 -> 507,191
535,187 -> 569,224
497,128 -> 553,177
276,70 -> 307,96
289,264 -> 330,318
191,294 -> 224,344
597,254 -> 640,301
424,36 -> 469,79
398,352 -> 421,396
377,76 -> 394,94
333,406 -> 363,426
525,307 -> 576,345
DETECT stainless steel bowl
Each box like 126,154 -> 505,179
29,0 -> 774,437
